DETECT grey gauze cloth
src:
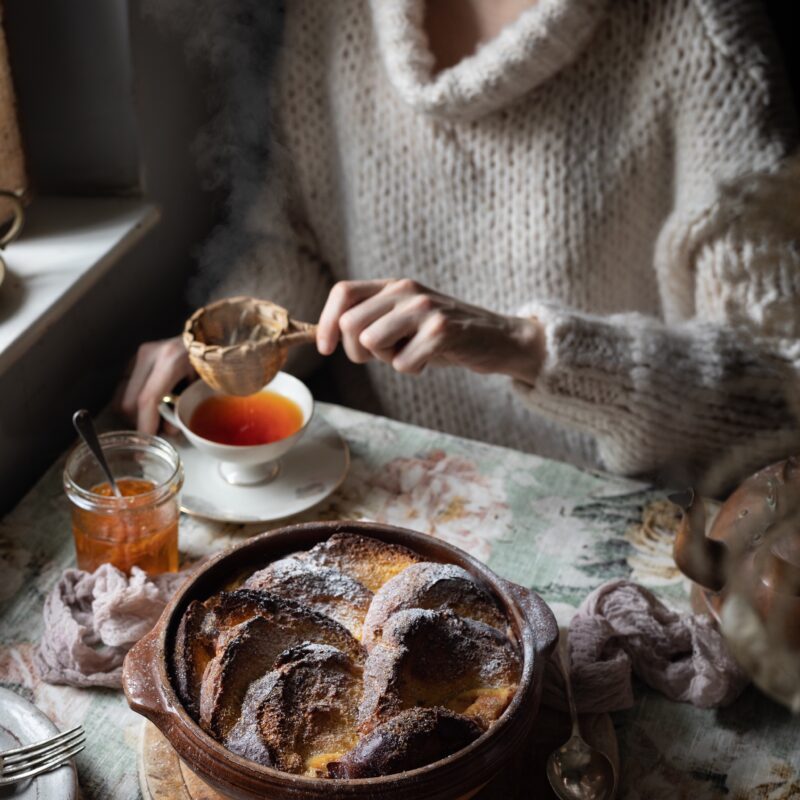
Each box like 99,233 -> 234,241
543,579 -> 748,713
35,563 -> 192,689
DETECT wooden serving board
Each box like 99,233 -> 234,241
139,709 -> 618,800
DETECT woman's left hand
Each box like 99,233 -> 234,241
316,279 -> 545,384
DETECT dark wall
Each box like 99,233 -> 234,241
763,1 -> 800,111
3,0 -> 141,195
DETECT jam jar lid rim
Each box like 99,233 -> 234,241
64,430 -> 184,508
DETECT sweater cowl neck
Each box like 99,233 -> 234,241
370,0 -> 610,120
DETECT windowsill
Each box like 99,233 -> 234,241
0,196 -> 159,373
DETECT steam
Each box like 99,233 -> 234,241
141,0 -> 284,304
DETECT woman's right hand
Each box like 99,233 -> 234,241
118,337 -> 195,434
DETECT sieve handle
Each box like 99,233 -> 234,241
281,319 -> 318,347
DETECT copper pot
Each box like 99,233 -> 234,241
672,458 -> 800,646
672,459 -> 800,711
122,521 -> 558,800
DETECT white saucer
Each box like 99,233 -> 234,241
0,688 -> 79,800
167,414 -> 349,524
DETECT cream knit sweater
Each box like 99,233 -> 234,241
214,0 -> 800,490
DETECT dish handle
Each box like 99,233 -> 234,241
501,579 -> 559,661
122,624 -> 178,736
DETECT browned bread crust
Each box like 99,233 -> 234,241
362,562 -> 507,647
359,609 -> 520,732
172,599 -> 216,718
170,588 -> 363,733
244,557 -> 372,638
203,589 -> 364,665
328,707 -> 483,778
198,591 -> 364,738
226,643 -> 362,776
297,533 -> 424,592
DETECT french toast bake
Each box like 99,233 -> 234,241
170,533 -> 521,778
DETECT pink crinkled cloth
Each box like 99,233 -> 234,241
35,563 -> 193,689
543,579 -> 749,713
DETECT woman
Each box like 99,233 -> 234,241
123,0 -> 800,491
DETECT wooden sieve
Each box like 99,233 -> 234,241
182,296 -> 317,396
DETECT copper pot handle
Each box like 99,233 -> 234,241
122,624 -> 177,735
500,579 -> 559,660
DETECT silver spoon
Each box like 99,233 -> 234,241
72,409 -> 123,498
546,632 -> 617,800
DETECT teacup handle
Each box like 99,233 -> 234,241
159,394 -> 180,427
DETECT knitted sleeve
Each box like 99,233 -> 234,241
514,1 -> 800,490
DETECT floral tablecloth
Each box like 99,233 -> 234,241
1,403 -> 798,799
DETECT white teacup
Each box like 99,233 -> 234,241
159,372 -> 314,486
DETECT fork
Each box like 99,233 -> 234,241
0,725 -> 85,786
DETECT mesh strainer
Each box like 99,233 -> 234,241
183,296 -> 317,396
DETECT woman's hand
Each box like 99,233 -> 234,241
317,279 -> 545,384
118,337 -> 195,434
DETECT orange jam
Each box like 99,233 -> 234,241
189,391 -> 304,446
71,478 -> 179,574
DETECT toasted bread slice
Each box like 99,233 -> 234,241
226,643 -> 362,776
328,707 -> 483,778
362,562 -> 507,647
198,591 -> 364,738
298,533 -> 424,592
171,599 -> 217,719
359,609 -> 520,732
220,671 -> 279,767
244,557 -> 372,638
203,589 -> 365,664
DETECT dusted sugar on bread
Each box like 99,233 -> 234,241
359,609 -> 520,732
298,533 -> 424,592
172,588 -> 364,723
244,557 -> 372,638
226,643 -> 362,776
328,707 -> 483,778
221,672 -> 280,767
204,589 -> 365,668
362,562 -> 508,647
190,590 -> 363,737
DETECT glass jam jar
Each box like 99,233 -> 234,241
64,432 -> 183,574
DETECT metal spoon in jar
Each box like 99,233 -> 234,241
72,409 -> 123,498
546,632 -> 617,800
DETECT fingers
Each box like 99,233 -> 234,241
339,292 -> 408,363
118,338 -> 191,434
317,279 -> 454,373
359,294 -> 434,361
136,340 -> 193,435
391,313 -> 449,374
119,342 -> 159,423
317,280 -> 389,356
